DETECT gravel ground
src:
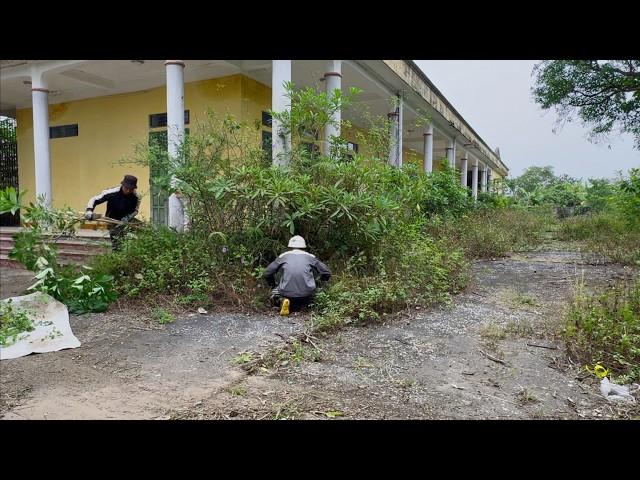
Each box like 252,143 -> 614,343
2,249 -> 638,420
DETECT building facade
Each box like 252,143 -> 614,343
0,60 -> 509,227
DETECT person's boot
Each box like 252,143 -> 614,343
280,298 -> 290,316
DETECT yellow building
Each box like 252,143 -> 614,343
0,60 -> 508,228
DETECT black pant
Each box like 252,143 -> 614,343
107,219 -> 140,251
270,289 -> 313,311
108,224 -> 126,252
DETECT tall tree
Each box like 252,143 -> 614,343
532,60 -> 640,148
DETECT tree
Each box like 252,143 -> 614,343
532,60 -> 640,148
505,165 -> 557,194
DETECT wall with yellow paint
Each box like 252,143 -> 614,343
17,74 -> 250,220
16,73 -> 502,223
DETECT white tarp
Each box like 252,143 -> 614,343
1,292 -> 80,360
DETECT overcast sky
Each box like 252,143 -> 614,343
414,60 -> 639,180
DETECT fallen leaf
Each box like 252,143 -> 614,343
325,410 -> 343,418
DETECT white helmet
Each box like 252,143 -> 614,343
288,235 -> 307,248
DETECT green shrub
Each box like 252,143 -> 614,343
151,307 -> 175,325
431,207 -> 554,259
0,190 -> 119,314
311,222 -> 469,331
558,213 -> 640,266
564,274 -> 640,384
0,299 -> 35,347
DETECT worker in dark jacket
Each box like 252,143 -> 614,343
85,175 -> 141,251
264,235 -> 331,315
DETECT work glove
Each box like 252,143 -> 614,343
85,210 -> 94,221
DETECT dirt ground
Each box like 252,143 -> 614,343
1,247 -> 638,420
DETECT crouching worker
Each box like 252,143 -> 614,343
85,175 -> 141,251
264,235 -> 331,316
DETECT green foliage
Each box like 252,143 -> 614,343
27,260 -> 117,314
584,178 -> 616,213
151,307 -> 175,325
106,87 -> 473,314
476,191 -> 513,209
532,60 -> 640,149
614,167 -> 640,229
431,207 -> 553,259
0,299 -> 35,347
0,186 -> 24,216
270,82 -> 361,163
558,213 -> 640,266
312,222 -> 469,331
564,274 -> 640,384
3,191 -> 118,314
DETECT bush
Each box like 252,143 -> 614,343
312,221 -> 469,331
564,274 -> 640,384
558,213 -> 640,266
0,299 -> 35,347
430,207 -> 554,259
0,188 -> 119,314
614,168 -> 640,230
106,88 -> 472,316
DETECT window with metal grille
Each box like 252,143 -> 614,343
50,124 -> 78,139
148,128 -> 190,227
149,111 -> 190,128
261,111 -> 272,128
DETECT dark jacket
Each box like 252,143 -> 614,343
86,186 -> 141,221
264,249 -> 331,298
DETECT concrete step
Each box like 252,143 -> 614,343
0,228 -> 110,268
1,251 -> 99,267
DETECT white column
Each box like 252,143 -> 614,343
272,60 -> 292,166
472,158 -> 479,201
423,124 -> 433,173
446,137 -> 455,169
397,94 -> 403,167
324,60 -> 342,154
481,165 -> 488,193
388,111 -> 399,167
166,60 -> 186,232
460,152 -> 468,187
31,73 -> 52,206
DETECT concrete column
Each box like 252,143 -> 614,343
397,93 -> 403,167
388,111 -> 399,167
324,60 -> 342,154
423,124 -> 433,173
446,137 -> 455,169
272,60 -> 292,166
460,152 -> 468,187
165,60 -> 187,232
481,165 -> 488,193
31,73 -> 51,206
472,158 -> 479,201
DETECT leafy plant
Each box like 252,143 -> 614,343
151,307 -> 175,325
564,274 -> 640,384
27,261 -> 117,314
0,299 -> 35,347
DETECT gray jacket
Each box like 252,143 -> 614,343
264,249 -> 331,298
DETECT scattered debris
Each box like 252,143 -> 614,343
197,307 -> 208,314
600,377 -> 636,404
478,349 -> 510,366
525,341 -> 557,350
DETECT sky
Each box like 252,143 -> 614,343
413,60 -> 640,180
